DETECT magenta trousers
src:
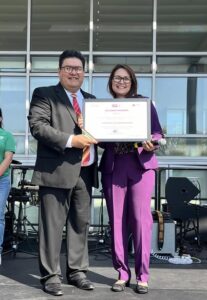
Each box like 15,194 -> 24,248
101,152 -> 154,283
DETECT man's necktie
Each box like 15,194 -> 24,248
71,93 -> 90,166
71,93 -> 81,115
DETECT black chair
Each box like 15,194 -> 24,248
165,177 -> 205,249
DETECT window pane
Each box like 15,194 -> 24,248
14,135 -> 25,154
137,78 -> 152,99
30,77 -> 58,99
156,78 -> 187,134
94,0 -> 153,51
157,137 -> 207,157
92,78 -> 111,99
155,77 -> 207,135
157,0 -> 207,51
157,56 -> 207,74
31,55 -> 89,72
92,77 -> 151,99
31,0 -> 90,51
31,56 -> 59,72
0,77 -> 26,133
30,76 -> 89,99
196,78 -> 207,134
0,56 -> 26,72
93,56 -> 151,73
0,0 -> 27,51
28,135 -> 37,155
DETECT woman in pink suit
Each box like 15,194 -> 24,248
99,64 -> 163,294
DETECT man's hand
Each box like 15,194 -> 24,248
71,134 -> 97,149
77,114 -> 83,129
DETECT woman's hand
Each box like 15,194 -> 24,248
142,140 -> 155,152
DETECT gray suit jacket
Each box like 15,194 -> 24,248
28,82 -> 98,189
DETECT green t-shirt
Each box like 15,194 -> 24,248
0,128 -> 16,177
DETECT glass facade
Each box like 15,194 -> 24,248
93,0 -> 153,51
157,0 -> 207,52
0,0 -> 27,51
1,0 -> 207,206
31,0 -> 90,51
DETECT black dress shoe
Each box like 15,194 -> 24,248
68,278 -> 95,290
43,283 -> 63,296
111,280 -> 130,292
136,283 -> 148,294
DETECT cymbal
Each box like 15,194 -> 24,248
11,159 -> 22,165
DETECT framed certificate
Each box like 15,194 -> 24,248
83,98 -> 151,142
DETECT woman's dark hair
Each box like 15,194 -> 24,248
59,49 -> 85,69
108,64 -> 138,98
0,108 -> 2,128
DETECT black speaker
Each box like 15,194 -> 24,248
165,177 -> 200,221
166,177 -> 199,203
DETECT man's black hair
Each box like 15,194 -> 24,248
59,50 -> 85,69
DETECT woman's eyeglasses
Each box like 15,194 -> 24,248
61,66 -> 83,73
113,76 -> 131,84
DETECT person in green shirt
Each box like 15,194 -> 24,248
0,108 -> 15,265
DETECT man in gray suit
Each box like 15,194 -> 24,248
28,50 -> 98,296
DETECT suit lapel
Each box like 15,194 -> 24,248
80,89 -> 94,99
54,84 -> 93,124
80,89 -> 88,99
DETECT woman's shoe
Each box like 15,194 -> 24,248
136,283 -> 148,294
111,280 -> 130,292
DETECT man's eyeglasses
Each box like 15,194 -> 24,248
113,76 -> 131,84
61,66 -> 83,73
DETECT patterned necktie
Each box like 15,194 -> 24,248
71,93 -> 81,115
71,93 -> 90,166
